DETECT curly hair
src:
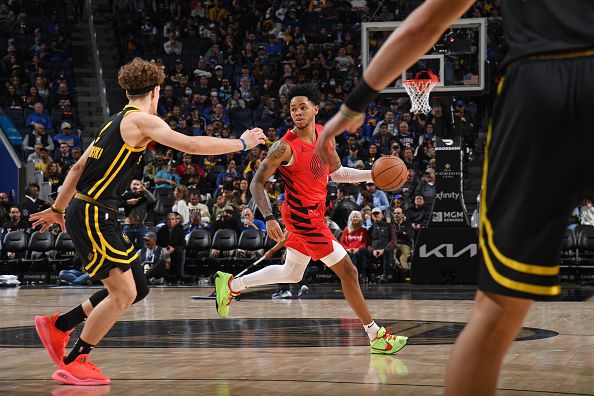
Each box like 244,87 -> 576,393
287,83 -> 321,105
117,58 -> 165,96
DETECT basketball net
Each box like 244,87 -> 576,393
402,71 -> 439,114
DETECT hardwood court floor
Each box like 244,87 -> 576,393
0,284 -> 593,396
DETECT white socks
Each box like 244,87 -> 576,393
230,276 -> 246,293
364,321 -> 380,340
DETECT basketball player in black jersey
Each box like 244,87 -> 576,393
29,58 -> 266,385
316,1 -> 594,395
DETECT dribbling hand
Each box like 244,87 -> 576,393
266,220 -> 285,242
29,207 -> 66,233
240,128 -> 266,150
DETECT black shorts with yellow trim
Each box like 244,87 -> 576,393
478,52 -> 594,300
66,198 -> 139,280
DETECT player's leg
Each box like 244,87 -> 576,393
324,241 -> 407,354
52,267 -> 137,385
214,247 -> 310,317
445,56 -> 593,395
36,261 -> 149,366
445,291 -> 531,396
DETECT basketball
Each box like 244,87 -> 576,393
371,156 -> 408,191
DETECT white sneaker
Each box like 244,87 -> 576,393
272,290 -> 292,299
298,285 -> 309,297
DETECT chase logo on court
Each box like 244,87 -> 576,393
0,319 -> 557,349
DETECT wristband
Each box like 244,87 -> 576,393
51,204 -> 65,215
338,104 -> 364,121
240,137 -> 248,151
264,215 -> 276,222
344,79 -> 380,113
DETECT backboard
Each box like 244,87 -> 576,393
361,18 -> 487,94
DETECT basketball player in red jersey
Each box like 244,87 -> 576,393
214,84 -> 408,354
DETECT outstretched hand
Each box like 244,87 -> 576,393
241,127 -> 266,150
316,106 -> 364,165
29,207 -> 66,233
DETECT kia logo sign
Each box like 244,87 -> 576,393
419,243 -> 478,258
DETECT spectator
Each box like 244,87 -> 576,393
156,213 -> 186,284
0,84 -> 23,108
121,179 -> 155,249
331,186 -> 359,230
215,160 -> 240,192
211,192 -> 228,220
340,211 -> 368,278
188,190 -> 211,223
25,102 -> 53,131
52,122 -> 82,151
578,198 -> 594,226
367,207 -> 397,282
163,32 -> 182,55
144,150 -> 168,184
187,211 -> 210,236
154,160 -> 180,190
390,207 -> 413,271
173,185 -> 190,227
26,143 -> 45,164
374,111 -> 397,137
211,205 -> 241,237
2,205 -> 31,235
20,183 -> 49,223
406,194 -> 430,236
357,182 -> 389,211
139,231 -> 171,285
43,161 -> 63,194
0,191 -> 9,224
414,168 -> 437,207
54,142 -> 73,172
34,148 -> 52,172
342,144 -> 361,168
398,121 -> 416,149
23,123 -> 54,157
241,207 -> 266,233
236,179 -> 251,206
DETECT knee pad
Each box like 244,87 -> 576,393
88,288 -> 108,307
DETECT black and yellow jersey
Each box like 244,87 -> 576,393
76,105 -> 146,209
502,0 -> 594,66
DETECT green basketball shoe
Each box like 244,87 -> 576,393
370,327 -> 408,355
214,271 -> 240,318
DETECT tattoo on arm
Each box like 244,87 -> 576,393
329,138 -> 342,173
250,140 -> 290,218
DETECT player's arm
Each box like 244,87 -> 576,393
137,114 -> 265,155
29,142 -> 94,232
328,139 -> 373,184
316,0 -> 476,163
250,140 -> 292,242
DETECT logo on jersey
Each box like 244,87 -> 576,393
309,153 -> 325,180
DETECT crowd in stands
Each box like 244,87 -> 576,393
0,0 -> 531,287
0,0 -> 81,197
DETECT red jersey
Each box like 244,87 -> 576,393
278,124 -> 329,207
278,125 -> 337,260
340,227 -> 368,250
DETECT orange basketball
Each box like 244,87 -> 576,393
371,156 -> 409,191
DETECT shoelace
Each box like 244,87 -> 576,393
78,358 -> 102,373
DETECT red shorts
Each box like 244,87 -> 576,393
281,203 -> 337,261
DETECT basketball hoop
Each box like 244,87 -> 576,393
402,71 -> 439,114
